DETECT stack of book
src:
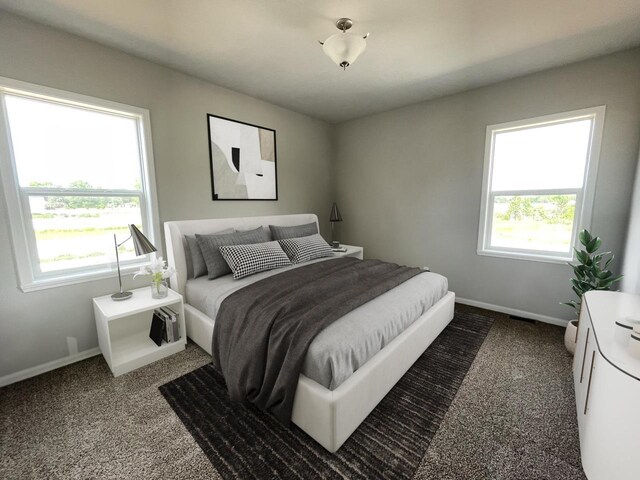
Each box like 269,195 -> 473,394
332,247 -> 347,253
149,306 -> 180,346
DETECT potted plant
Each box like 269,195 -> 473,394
562,229 -> 622,354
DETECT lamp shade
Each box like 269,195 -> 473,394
322,32 -> 367,69
329,203 -> 343,222
128,224 -> 157,256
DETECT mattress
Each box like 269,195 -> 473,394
186,258 -> 448,390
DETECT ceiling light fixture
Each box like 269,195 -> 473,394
319,18 -> 369,71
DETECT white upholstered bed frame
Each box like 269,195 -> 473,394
164,213 -> 455,452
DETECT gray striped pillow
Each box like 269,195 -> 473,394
269,222 -> 318,240
219,241 -> 292,280
196,227 -> 270,279
278,234 -> 333,264
185,228 -> 233,279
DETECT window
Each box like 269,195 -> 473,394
0,77 -> 159,291
477,107 -> 605,263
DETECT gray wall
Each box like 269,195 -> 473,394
334,48 -> 640,321
0,12 -> 335,378
622,151 -> 640,295
1,10 -> 639,381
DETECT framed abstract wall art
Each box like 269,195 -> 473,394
206,114 -> 278,200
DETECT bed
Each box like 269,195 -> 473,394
164,213 -> 455,452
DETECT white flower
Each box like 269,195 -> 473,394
162,266 -> 176,279
132,256 -> 174,279
133,266 -> 148,279
148,257 -> 166,274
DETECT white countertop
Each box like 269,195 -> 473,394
584,291 -> 640,381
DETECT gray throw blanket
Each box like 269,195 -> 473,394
211,257 -> 423,425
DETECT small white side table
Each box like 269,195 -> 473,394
333,244 -> 364,260
93,287 -> 186,377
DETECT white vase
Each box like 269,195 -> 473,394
564,319 -> 578,355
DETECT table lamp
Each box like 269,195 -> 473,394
112,224 -> 157,301
329,202 -> 343,246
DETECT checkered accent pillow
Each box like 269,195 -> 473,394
278,234 -> 334,264
218,241 -> 292,280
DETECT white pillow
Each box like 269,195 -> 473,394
278,234 -> 334,264
218,241 -> 292,280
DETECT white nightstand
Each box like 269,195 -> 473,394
333,244 -> 364,260
93,287 -> 186,377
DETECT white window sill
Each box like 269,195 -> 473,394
19,264 -> 144,293
477,249 -> 574,265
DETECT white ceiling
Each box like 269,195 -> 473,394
1,0 -> 640,123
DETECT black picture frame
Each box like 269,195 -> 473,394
206,113 -> 278,201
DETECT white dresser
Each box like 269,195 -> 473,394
573,291 -> 640,480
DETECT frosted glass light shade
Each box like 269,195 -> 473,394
322,32 -> 367,68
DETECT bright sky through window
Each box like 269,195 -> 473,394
5,94 -> 142,190
491,120 -> 592,191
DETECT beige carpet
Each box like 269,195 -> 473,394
0,305 -> 585,479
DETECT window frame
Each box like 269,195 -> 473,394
0,76 -> 160,292
477,106 -> 605,264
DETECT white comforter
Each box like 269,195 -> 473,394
185,257 -> 448,390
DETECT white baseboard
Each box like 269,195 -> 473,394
456,297 -> 569,327
0,347 -> 101,388
0,298 -> 567,387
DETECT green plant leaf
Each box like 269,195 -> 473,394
586,237 -> 601,254
599,276 -> 622,289
576,250 -> 589,265
604,255 -> 614,269
579,230 -> 591,246
573,268 -> 586,281
561,301 -> 580,313
607,274 -> 624,285
573,247 -> 582,260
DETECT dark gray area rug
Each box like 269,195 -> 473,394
159,311 -> 494,479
